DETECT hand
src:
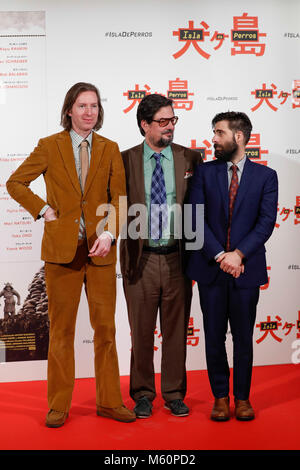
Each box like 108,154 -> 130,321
216,250 -> 244,278
43,207 -> 57,222
89,233 -> 112,258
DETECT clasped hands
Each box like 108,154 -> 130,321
216,249 -> 244,279
43,206 -> 112,257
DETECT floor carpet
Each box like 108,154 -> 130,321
0,363 -> 299,455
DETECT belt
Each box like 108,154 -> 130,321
143,244 -> 179,255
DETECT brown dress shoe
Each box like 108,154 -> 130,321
97,405 -> 136,423
234,399 -> 255,421
210,397 -> 230,421
46,409 -> 68,428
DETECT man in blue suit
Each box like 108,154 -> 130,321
187,112 -> 278,421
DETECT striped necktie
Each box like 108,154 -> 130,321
150,152 -> 168,241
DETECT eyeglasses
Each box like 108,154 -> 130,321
151,116 -> 179,127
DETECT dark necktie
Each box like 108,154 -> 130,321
226,164 -> 239,251
80,140 -> 89,190
150,153 -> 168,241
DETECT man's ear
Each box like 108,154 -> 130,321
141,119 -> 149,135
235,130 -> 244,145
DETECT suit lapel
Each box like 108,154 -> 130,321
233,157 -> 254,216
83,133 -> 106,196
56,131 -> 81,196
130,144 -> 146,204
128,144 -> 145,252
172,143 -> 186,205
217,161 -> 229,219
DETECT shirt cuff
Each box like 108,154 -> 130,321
39,204 -> 50,218
99,231 -> 114,241
215,250 -> 225,260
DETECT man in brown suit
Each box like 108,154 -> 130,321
120,94 -> 201,418
6,82 -> 135,426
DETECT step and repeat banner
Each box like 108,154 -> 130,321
0,0 -> 299,382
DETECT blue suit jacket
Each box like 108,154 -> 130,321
186,158 -> 278,287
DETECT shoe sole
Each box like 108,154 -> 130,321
97,411 -> 136,423
235,415 -> 255,421
164,405 -> 189,417
134,407 -> 152,418
45,413 -> 68,428
211,416 -> 230,422
46,421 -> 65,428
136,413 -> 152,419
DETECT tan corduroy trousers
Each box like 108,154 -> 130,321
45,240 -> 123,412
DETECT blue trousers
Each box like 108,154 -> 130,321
198,278 -> 259,400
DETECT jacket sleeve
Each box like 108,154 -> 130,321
237,169 -> 278,259
103,142 -> 126,240
189,163 -> 224,259
6,138 -> 48,220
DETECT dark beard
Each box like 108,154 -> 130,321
214,140 -> 238,162
156,131 -> 173,148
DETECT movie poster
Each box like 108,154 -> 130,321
0,11 -> 48,364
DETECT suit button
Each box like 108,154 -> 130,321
75,219 -> 79,223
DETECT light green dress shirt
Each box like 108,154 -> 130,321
143,141 -> 177,247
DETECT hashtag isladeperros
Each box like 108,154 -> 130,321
104,31 -> 152,38
288,264 -> 299,270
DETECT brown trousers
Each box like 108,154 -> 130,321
123,250 -> 192,403
45,240 -> 123,412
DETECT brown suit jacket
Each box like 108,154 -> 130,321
120,142 -> 201,282
6,130 -> 126,266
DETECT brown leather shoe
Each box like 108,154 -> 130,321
210,397 -> 230,421
46,409 -> 68,428
97,405 -> 136,423
234,399 -> 255,421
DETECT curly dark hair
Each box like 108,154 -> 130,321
212,111 -> 252,145
137,94 -> 174,136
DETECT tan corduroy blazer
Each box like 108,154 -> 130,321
6,130 -> 126,266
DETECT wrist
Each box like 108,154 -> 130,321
234,248 -> 244,260
99,231 -> 113,241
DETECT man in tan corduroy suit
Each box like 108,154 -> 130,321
6,82 -> 135,427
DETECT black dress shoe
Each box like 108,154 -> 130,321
134,396 -> 152,418
165,399 -> 189,417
